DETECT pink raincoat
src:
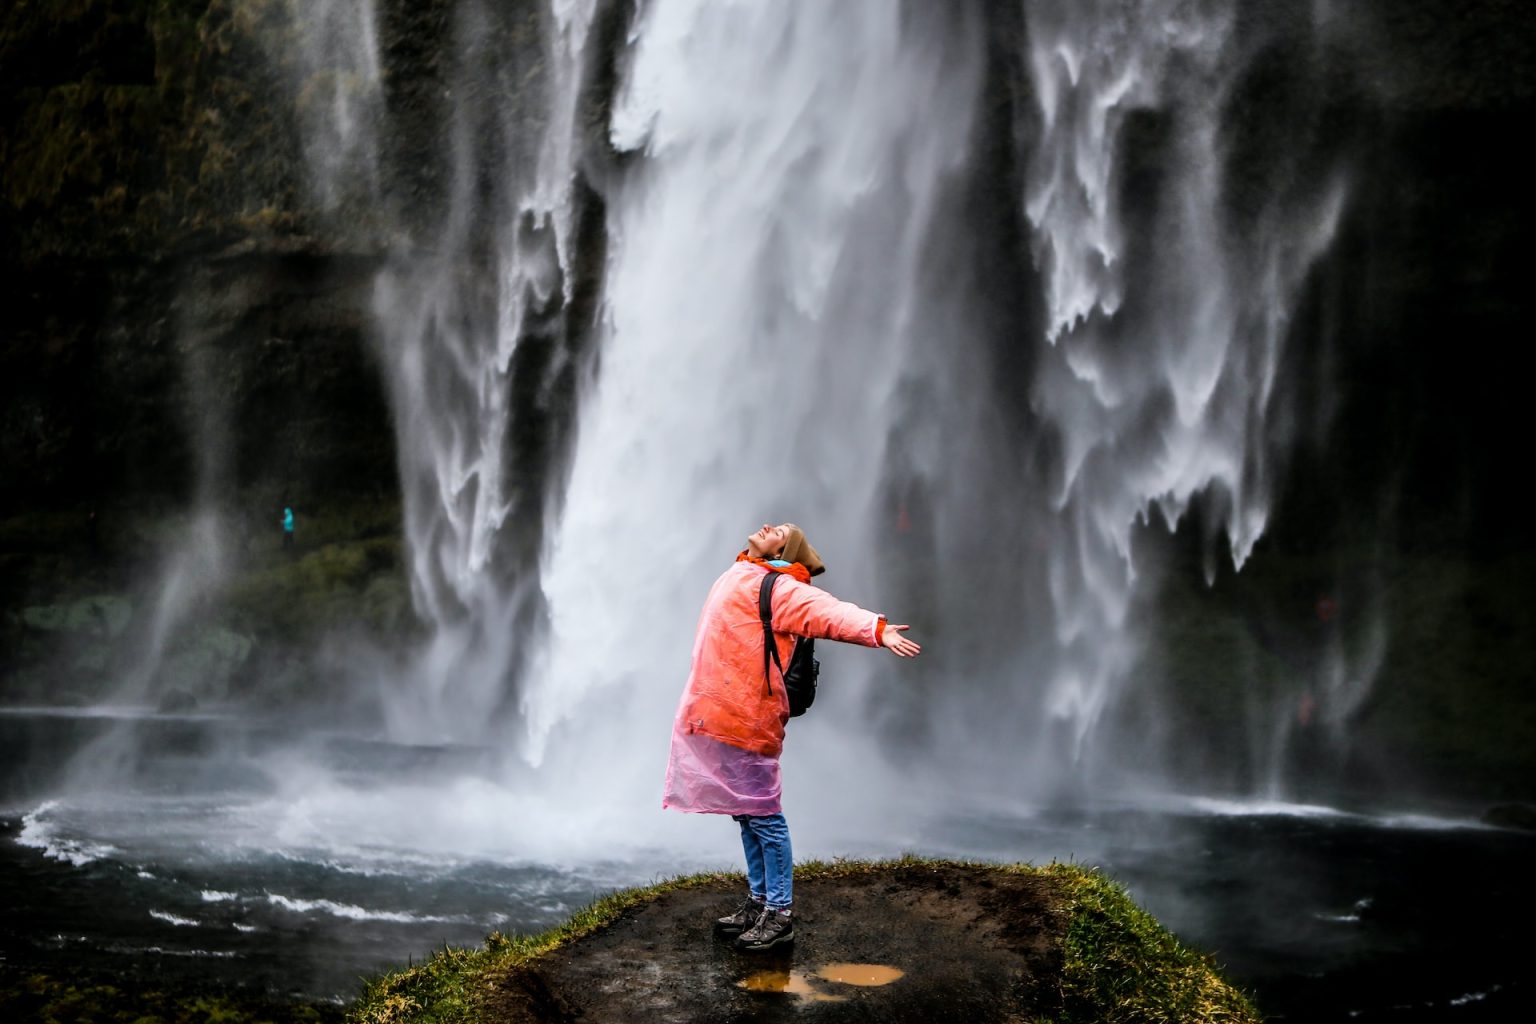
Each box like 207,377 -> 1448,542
662,555 -> 885,816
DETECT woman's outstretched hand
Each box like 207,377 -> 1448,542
881,624 -> 922,657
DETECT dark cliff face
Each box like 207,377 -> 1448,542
1268,1 -> 1536,557
958,0 -> 1536,799
0,0 -> 610,516
0,1 -> 454,706
3,0 -> 393,512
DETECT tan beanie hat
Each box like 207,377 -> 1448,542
779,523 -> 825,577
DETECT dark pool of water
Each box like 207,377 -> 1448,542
916,805 -> 1533,1021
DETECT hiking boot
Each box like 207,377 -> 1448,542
735,907 -> 794,951
714,897 -> 764,935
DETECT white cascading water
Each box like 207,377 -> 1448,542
370,0 -> 597,743
254,0 -> 1356,832
526,0 -> 987,825
527,0 -> 1353,809
1018,0 -> 1348,780
115,328 -> 234,707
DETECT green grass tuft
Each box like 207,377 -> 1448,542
0,968 -> 343,1024
1041,862 -> 1260,1023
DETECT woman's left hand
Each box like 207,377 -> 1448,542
881,624 -> 922,657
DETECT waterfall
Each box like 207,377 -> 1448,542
1016,0 -> 1349,783
526,0 -> 987,783
258,0 -> 1354,806
367,0 -> 600,743
114,311 -> 236,705
523,0 -> 1351,800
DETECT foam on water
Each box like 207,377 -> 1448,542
1181,795 -> 1493,832
263,893 -> 470,926
1374,811 -> 1495,832
17,801 -> 120,867
1449,987 -> 1500,1007
108,945 -> 239,959
1184,795 -> 1352,819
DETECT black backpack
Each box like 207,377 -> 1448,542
757,571 -> 820,717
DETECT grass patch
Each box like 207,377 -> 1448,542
0,967 -> 343,1024
224,535 -> 407,639
348,856 -> 1257,1024
1041,862 -> 1259,1023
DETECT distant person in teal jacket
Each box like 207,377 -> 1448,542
282,506 -> 295,550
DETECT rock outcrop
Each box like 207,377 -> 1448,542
353,860 -> 1260,1024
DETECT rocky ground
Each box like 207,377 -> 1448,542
354,860 -> 1258,1024
485,866 -> 1061,1024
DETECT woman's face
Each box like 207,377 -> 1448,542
747,523 -> 790,558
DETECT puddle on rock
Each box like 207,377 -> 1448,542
815,963 -> 905,986
738,969 -> 846,1002
738,963 -> 903,1000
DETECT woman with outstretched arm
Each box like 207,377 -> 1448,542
662,522 -> 921,951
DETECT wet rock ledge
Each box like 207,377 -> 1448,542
350,858 -> 1258,1024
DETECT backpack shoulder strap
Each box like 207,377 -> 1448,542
758,571 -> 786,689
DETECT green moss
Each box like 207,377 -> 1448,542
214,494 -> 407,640
0,0 -> 331,260
0,968 -> 343,1024
348,857 -> 1257,1024
222,535 -> 406,639
1041,863 -> 1259,1024
19,593 -> 131,636
4,80 -> 159,209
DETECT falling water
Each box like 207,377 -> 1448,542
62,275 -> 242,790
256,0 -> 1357,803
1017,0 -> 1349,780
528,0 -> 987,793
367,1 -> 600,743
525,0 -> 1353,805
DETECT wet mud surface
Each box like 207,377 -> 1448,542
485,864 -> 1063,1023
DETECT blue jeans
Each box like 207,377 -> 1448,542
733,812 -> 792,910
